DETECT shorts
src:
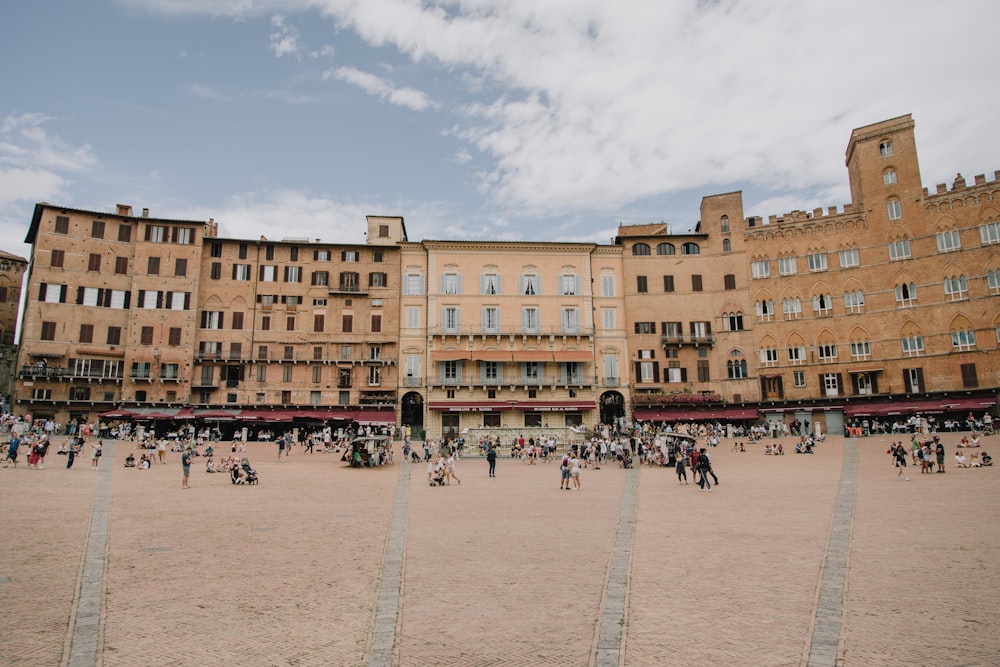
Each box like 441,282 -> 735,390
561,468 -> 570,479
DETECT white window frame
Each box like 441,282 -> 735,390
442,307 -> 461,333
787,346 -> 805,365
817,344 -> 838,361
936,230 -> 961,253
793,370 -> 806,387
807,253 -> 828,272
887,200 -> 902,220
561,307 -> 580,334
482,307 -> 500,334
406,307 -> 420,329
760,348 -> 779,367
844,290 -> 865,313
951,330 -> 976,351
601,275 -> 615,297
782,297 -> 802,320
980,222 -> 1000,245
889,239 -> 911,261
943,275 -> 968,301
902,335 -> 924,357
838,248 -> 860,268
756,300 -> 774,321
883,170 -> 897,185
849,341 -> 871,359
522,307 -> 540,334
751,260 -> 770,279
777,257 -> 797,276
601,308 -> 616,330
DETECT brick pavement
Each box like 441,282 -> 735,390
1,433 -> 998,666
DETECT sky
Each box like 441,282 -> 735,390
2,0 -> 1000,260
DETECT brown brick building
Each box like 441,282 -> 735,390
10,115 -> 999,435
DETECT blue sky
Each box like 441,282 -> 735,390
2,0 -> 1000,259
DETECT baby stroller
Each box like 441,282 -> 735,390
429,467 -> 447,486
231,458 -> 259,485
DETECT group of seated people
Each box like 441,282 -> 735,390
954,451 -> 993,468
764,443 -> 785,455
730,441 -> 747,452
957,435 -> 982,448
123,453 -> 152,469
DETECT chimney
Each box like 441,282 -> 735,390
142,208 -> 149,218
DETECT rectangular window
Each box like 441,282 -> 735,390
889,239 -> 911,261
887,200 -> 902,220
312,271 -> 329,286
778,257 -> 797,275
601,275 -> 615,297
169,327 -> 182,346
371,314 -> 382,332
850,341 -> 871,359
760,348 -> 779,366
807,253 -> 828,272
174,227 -> 193,244
261,316 -> 271,331
369,272 -> 387,287
636,276 -> 647,293
481,273 -> 501,295
260,265 -> 278,282
313,314 -> 325,333
482,307 -> 500,333
697,359 -> 710,382
174,258 -> 187,276
51,249 -> 65,268
342,314 -> 353,333
147,256 -> 160,275
88,254 -> 102,272
951,330 -> 976,351
442,307 -> 460,333
817,344 -> 838,361
286,316 -> 295,331
560,274 -> 578,295
838,248 -> 860,268
883,170 -> 897,185
522,307 -> 539,334
285,266 -> 302,282
406,307 -> 420,328
980,221 -> 1000,245
233,264 -> 251,280
936,230 -> 961,253
634,322 -> 655,334
602,309 -> 616,330
561,308 -> 580,334
55,216 -> 69,234
751,260 -> 770,278
91,220 -> 105,239
521,274 -> 539,296
115,256 -> 128,274
79,324 -> 94,343
41,321 -> 57,341
107,326 -> 122,345
342,250 -> 359,262
404,274 -> 425,295
442,273 -> 460,295
140,326 -> 154,345
283,365 -> 293,382
793,371 -> 806,387
691,275 -> 703,292
663,275 -> 675,292
844,291 -> 865,313
147,225 -> 168,243
901,335 -> 924,356
787,346 -> 806,365
201,311 -> 223,329
960,363 -> 978,388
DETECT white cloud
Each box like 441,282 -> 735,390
324,66 -> 435,112
0,114 -> 95,210
269,14 -> 303,59
187,83 -> 231,102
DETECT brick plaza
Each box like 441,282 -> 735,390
2,432 -> 999,666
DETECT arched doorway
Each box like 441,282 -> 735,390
600,391 -> 625,425
401,392 -> 424,432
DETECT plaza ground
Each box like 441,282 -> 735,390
2,432 -> 999,666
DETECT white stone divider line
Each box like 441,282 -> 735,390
593,463 -> 640,667
368,459 -> 411,667
64,440 -> 116,667
806,437 -> 858,667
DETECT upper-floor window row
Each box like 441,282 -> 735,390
143,224 -> 196,244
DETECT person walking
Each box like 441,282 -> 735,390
570,451 -> 581,490
90,441 -> 103,469
277,435 -> 286,462
4,434 -> 20,468
486,446 -> 497,478
559,452 -> 571,490
697,448 -> 713,492
181,445 -> 192,489
893,442 -> 910,481
675,451 -> 688,484
446,453 -> 461,485
935,439 -> 946,473
66,439 -> 78,469
157,439 -> 167,464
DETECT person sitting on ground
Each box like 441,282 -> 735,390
954,452 -> 969,468
981,451 -> 992,466
205,457 -> 216,473
124,453 -> 136,467
776,443 -> 784,455
765,444 -> 773,455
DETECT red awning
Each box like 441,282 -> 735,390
550,351 -> 593,362
428,401 -> 513,412
633,408 -> 757,421
511,351 -> 553,361
845,397 -> 997,417
430,350 -> 471,361
514,401 -> 595,411
471,351 -> 513,361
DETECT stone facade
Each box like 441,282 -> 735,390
10,115 -> 1000,433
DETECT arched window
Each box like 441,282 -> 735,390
632,243 -> 650,256
681,242 -> 700,255
656,242 -> 675,255
726,312 -> 744,331
723,274 -> 736,290
722,238 -> 731,253
720,215 -> 730,234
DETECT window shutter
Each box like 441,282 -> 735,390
652,361 -> 659,380
155,291 -> 163,309
680,367 -> 687,382
480,274 -> 487,294
819,374 -> 825,391
634,323 -> 641,334
851,373 -> 860,394
102,289 -> 111,307
76,287 -> 84,304
870,375 -> 879,393
124,291 -> 132,309
835,374 -> 843,396
705,321 -> 712,335
634,362 -> 642,381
